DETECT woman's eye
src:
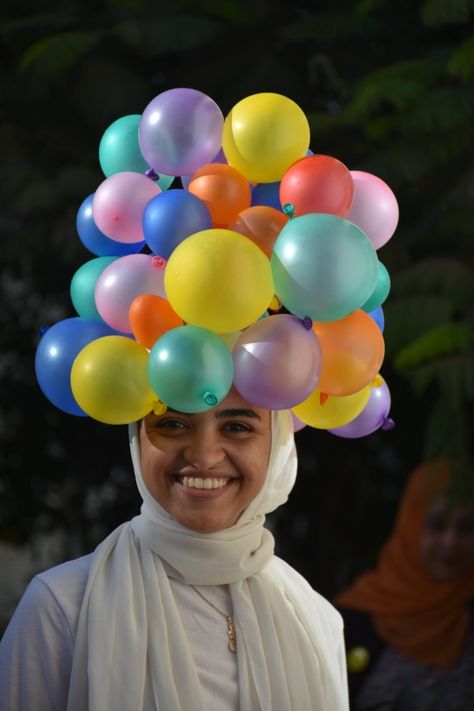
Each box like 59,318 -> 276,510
223,422 -> 252,433
156,419 -> 187,430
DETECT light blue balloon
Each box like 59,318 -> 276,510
148,325 -> 234,413
70,257 -> 117,320
99,114 -> 174,190
271,214 -> 378,322
361,261 -> 391,312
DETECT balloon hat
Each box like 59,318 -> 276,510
35,88 -> 398,437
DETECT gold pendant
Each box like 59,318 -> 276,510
226,615 -> 237,653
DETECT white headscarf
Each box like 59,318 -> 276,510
66,410 -> 348,710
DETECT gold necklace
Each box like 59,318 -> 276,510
190,585 -> 237,653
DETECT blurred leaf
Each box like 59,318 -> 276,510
111,14 -> 221,55
394,323 -> 473,370
0,11 -> 73,34
19,30 -> 103,75
399,84 -> 474,133
447,33 -> 474,81
421,0 -> 474,27
345,57 -> 443,121
390,257 -> 474,303
383,296 -> 458,355
283,10 -> 383,42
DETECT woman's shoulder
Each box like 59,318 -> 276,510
269,556 -> 344,629
20,553 -> 93,638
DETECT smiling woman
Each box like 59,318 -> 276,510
0,388 -> 350,711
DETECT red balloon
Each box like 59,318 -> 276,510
279,154 -> 354,217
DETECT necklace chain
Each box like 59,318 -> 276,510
190,585 -> 237,653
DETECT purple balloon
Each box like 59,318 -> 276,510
329,379 -> 393,438
233,314 -> 321,409
291,413 -> 307,432
139,89 -> 224,176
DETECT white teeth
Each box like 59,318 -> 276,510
180,477 -> 229,490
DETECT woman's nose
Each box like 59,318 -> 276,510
182,430 -> 226,471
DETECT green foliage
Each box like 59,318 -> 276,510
447,33 -> 474,81
421,0 -> 474,27
19,30 -> 104,74
394,323 -> 473,370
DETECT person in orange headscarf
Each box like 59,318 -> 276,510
334,460 -> 474,710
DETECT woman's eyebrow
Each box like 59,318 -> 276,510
215,408 -> 262,420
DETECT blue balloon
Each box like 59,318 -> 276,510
368,305 -> 385,332
76,194 -> 145,257
143,189 -> 211,259
35,317 -> 118,416
251,181 -> 281,210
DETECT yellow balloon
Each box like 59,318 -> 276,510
71,336 -> 156,424
164,229 -> 274,333
222,93 -> 310,183
292,385 -> 371,429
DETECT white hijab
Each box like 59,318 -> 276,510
66,410 -> 348,710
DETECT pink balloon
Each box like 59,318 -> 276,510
233,314 -> 321,409
95,254 -> 166,333
346,171 -> 399,250
93,172 -> 161,243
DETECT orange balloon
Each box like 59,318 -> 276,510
228,205 -> 288,257
188,163 -> 251,227
129,294 -> 183,350
313,309 -> 385,396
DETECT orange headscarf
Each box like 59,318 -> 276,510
334,460 -> 474,668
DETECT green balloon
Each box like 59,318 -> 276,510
271,214 -> 378,322
361,261 -> 391,312
70,257 -> 116,320
148,325 -> 234,413
99,114 -> 174,191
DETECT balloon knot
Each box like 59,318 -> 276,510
151,255 -> 166,269
381,417 -> 395,431
39,325 -> 50,336
204,392 -> 217,407
145,168 -> 160,181
319,392 -> 329,406
152,400 -> 167,415
302,316 -> 313,330
282,203 -> 295,218
269,295 -> 281,311
372,374 -> 383,388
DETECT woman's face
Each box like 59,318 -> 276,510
420,496 -> 474,581
139,389 -> 272,533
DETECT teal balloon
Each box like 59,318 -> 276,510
99,114 -> 174,191
70,257 -> 116,319
148,325 -> 234,413
270,213 -> 378,322
361,261 -> 391,312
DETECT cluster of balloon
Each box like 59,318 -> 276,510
35,88 -> 398,437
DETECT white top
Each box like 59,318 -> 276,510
0,555 -> 239,711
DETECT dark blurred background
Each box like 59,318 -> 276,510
1,0 -> 473,630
